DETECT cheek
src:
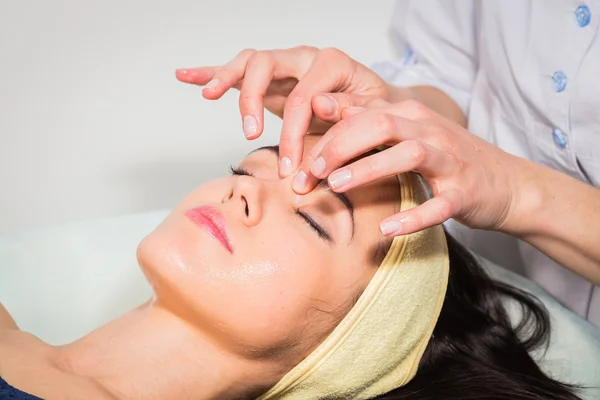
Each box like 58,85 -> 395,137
198,230 -> 336,351
138,214 -> 339,353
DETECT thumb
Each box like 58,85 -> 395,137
312,93 -> 388,123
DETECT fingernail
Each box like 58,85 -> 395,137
328,169 -> 351,189
176,68 -> 188,75
380,220 -> 402,236
204,78 -> 219,89
292,170 -> 308,192
310,156 -> 326,177
279,157 -> 292,177
243,115 -> 258,138
314,95 -> 337,116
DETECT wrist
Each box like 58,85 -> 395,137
499,157 -> 547,238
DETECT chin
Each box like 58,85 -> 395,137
136,213 -> 218,304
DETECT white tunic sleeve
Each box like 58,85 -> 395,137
372,0 -> 478,115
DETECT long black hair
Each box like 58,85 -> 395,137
376,233 -> 582,400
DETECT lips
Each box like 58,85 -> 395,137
185,206 -> 233,253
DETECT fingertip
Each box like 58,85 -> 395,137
279,138 -> 303,178
380,219 -> 403,236
291,170 -> 308,193
279,156 -> 293,178
245,131 -> 262,141
201,88 -> 220,99
309,156 -> 326,178
243,115 -> 261,139
175,68 -> 194,83
202,80 -> 225,99
328,168 -> 352,191
243,123 -> 262,140
312,94 -> 338,119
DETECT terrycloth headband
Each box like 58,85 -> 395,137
258,172 -> 449,399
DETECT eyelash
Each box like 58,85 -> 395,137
228,165 -> 254,177
228,164 -> 332,243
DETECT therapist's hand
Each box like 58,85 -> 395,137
293,99 -> 524,236
175,47 -> 410,176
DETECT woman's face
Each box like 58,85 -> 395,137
137,135 -> 399,362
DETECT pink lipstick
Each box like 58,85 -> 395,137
185,206 -> 233,253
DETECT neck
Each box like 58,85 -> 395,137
56,300 -> 283,400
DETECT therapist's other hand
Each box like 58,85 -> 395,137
294,100 -> 522,236
175,47 -> 409,176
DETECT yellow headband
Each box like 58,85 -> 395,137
259,172 -> 449,399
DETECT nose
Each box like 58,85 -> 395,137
224,175 -> 265,227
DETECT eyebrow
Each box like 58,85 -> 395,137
250,145 -> 280,157
251,145 -> 355,241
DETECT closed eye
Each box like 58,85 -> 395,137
228,165 -> 254,177
295,208 -> 332,243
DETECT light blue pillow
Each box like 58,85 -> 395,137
1,212 -> 599,398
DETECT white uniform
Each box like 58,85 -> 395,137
372,0 -> 600,327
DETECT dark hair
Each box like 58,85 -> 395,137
375,232 -> 582,400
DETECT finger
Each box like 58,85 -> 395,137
202,49 -> 257,100
239,49 -> 319,140
279,48 -> 357,176
290,110 -> 409,194
304,111 -> 431,182
263,93 -> 332,133
238,52 -> 276,139
175,67 -> 219,85
268,46 -> 320,79
312,93 -> 388,123
290,116 -> 358,194
379,190 -> 460,236
325,140 -> 454,193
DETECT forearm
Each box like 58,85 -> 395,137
387,84 -> 467,128
503,158 -> 600,285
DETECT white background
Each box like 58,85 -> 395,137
0,0 -> 396,235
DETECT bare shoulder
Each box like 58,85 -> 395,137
0,328 -> 56,387
0,303 -> 18,330
0,329 -> 117,399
